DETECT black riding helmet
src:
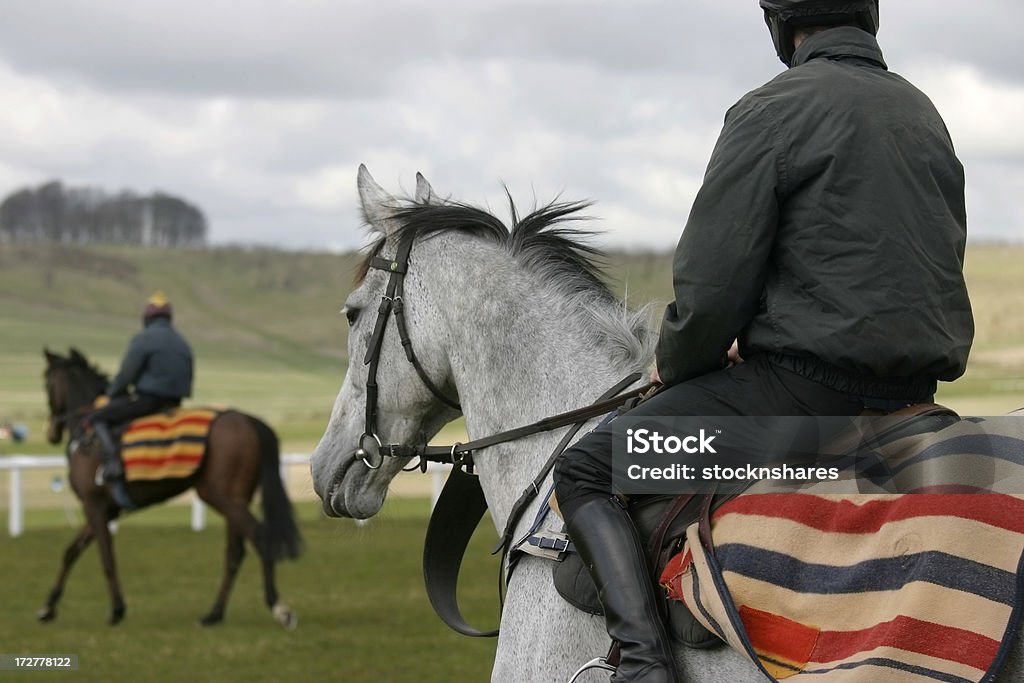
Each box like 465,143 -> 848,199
760,0 -> 880,66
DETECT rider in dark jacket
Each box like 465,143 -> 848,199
657,15 -> 972,396
89,292 -> 193,507
553,2 -> 974,681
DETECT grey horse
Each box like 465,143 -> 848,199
311,166 -> 1024,683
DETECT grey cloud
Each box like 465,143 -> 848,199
2,1 -> 1019,104
0,1 -> 808,100
0,0 -> 1021,250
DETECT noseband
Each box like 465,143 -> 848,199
357,229 -> 462,469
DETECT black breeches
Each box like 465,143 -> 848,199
553,355 -> 865,521
89,394 -> 179,430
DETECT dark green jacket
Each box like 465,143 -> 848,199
108,318 -> 193,399
656,27 -> 974,398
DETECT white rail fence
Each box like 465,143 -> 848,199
0,454 -> 449,537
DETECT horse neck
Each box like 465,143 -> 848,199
419,236 -> 650,528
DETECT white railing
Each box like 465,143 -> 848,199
0,454 -> 449,537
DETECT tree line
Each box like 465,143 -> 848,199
0,180 -> 207,247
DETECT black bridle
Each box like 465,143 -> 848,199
45,363 -> 104,441
356,229 -> 462,470
354,228 -> 652,473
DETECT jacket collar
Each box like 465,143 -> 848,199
791,26 -> 887,70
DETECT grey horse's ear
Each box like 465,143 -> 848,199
414,172 -> 437,205
357,164 -> 400,236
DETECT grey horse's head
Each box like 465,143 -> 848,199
311,166 -> 460,519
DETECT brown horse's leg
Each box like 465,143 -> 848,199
82,500 -> 126,625
37,524 -> 95,622
205,497 -> 295,628
247,510 -> 296,629
199,521 -> 246,626
198,413 -> 298,629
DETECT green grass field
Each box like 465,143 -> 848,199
0,499 -> 500,682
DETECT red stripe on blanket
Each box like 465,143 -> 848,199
811,615 -> 1000,671
124,454 -> 204,468
127,416 -> 215,432
713,494 -> 1024,535
740,605 -> 818,667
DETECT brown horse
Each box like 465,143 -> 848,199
40,347 -> 302,628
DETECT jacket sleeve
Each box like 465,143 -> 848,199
108,333 -> 148,397
656,97 -> 783,386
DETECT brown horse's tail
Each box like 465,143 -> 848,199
250,417 -> 304,561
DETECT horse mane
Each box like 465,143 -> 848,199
57,349 -> 110,394
357,197 -> 656,369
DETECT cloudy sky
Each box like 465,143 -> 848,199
1,0 -> 1022,251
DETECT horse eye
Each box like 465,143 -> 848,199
342,306 -> 360,327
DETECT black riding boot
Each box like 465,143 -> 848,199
92,422 -> 135,510
565,496 -> 680,682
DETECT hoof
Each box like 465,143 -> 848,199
37,607 -> 56,623
109,606 -> 125,626
272,602 -> 297,630
199,612 -> 224,627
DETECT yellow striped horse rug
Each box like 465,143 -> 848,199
660,415 -> 1024,682
121,408 -> 221,482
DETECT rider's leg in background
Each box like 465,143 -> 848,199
86,394 -> 177,509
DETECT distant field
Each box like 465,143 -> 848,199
2,241 -> 1023,461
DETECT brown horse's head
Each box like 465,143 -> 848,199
42,347 -> 108,444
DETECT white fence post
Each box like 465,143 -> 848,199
190,493 -> 206,532
429,462 -> 447,510
8,466 -> 22,537
2,456 -> 66,538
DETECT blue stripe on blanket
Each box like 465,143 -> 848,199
801,657 -> 974,683
123,435 -> 207,449
889,435 -> 1024,476
715,544 -> 1017,606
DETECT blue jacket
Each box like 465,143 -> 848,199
108,318 -> 193,399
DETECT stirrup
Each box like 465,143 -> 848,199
566,656 -> 616,683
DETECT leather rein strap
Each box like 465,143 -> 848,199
423,372 -> 647,638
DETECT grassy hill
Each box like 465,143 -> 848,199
1,241 -> 1022,456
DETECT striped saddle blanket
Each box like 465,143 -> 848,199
121,408 -> 221,482
660,413 -> 1024,682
